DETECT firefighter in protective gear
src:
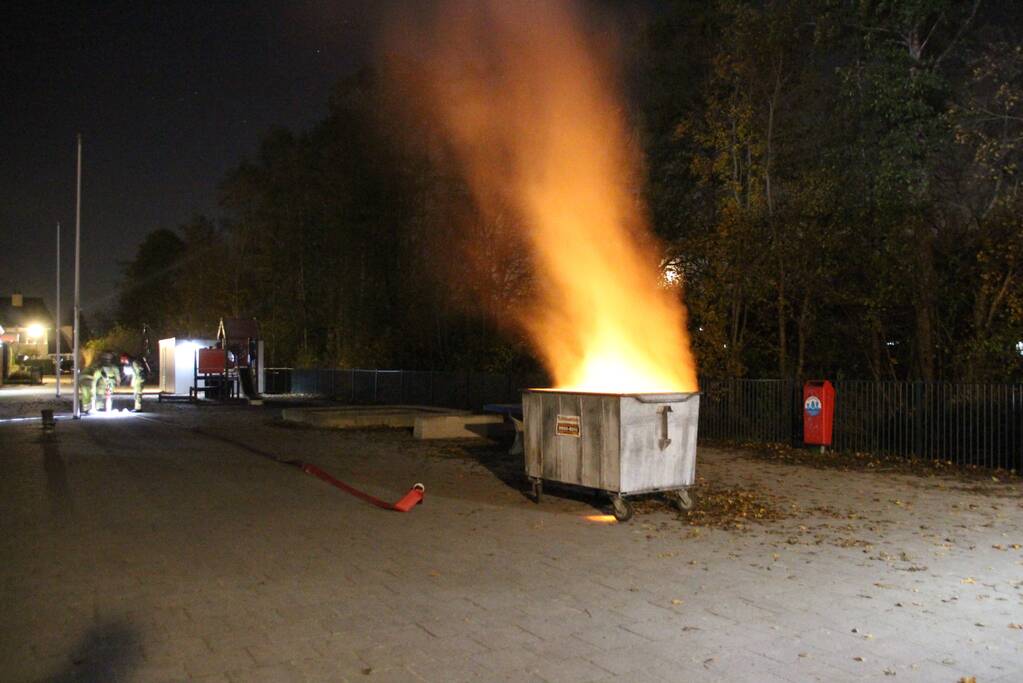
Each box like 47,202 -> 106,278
79,363 -> 120,412
120,353 -> 145,411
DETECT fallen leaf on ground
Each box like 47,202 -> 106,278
633,481 -> 789,528
743,442 -> 1017,482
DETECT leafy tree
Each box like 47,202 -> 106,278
109,1 -> 1023,382
117,228 -> 186,336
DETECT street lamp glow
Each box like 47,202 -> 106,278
26,323 -> 44,340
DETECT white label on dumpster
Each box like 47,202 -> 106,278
555,414 -> 581,437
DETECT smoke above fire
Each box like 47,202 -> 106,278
385,0 -> 697,393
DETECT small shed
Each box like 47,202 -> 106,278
158,338 -> 213,395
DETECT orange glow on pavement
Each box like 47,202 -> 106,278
584,514 -> 618,524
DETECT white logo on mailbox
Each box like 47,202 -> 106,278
804,396 -> 822,417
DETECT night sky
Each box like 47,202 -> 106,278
1,1 -> 397,322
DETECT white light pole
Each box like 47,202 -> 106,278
55,221 -> 61,398
72,135 -> 82,418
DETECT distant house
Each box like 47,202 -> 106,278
0,293 -> 64,382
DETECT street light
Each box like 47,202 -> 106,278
26,323 -> 45,340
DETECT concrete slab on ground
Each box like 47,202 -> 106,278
413,413 -> 506,439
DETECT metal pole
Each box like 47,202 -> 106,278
55,221 -> 61,398
72,135 -> 82,418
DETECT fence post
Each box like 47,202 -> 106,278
793,380 -> 800,446
920,378 -> 928,458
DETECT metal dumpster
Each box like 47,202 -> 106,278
522,389 -> 699,521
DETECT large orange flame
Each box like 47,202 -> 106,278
392,0 -> 697,393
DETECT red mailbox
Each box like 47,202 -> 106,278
803,380 -> 835,446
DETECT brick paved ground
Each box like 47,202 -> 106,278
1,388 -> 1021,682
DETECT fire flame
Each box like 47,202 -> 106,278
389,1 -> 697,393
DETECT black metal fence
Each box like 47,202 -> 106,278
832,381 -> 1022,471
264,368 -> 292,395
264,367 -> 541,411
265,369 -> 1022,471
697,379 -> 797,444
699,378 -> 1023,471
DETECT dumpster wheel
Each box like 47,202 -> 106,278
669,489 -> 694,512
611,495 -> 634,522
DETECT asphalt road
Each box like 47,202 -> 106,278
1,387 -> 1021,682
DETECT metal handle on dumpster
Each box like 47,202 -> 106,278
635,392 -> 697,404
658,405 -> 672,449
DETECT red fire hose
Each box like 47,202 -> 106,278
133,415 -> 425,512
289,461 -> 425,512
